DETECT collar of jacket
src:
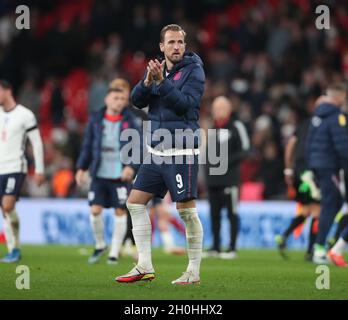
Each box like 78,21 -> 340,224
164,51 -> 203,76
314,102 -> 341,118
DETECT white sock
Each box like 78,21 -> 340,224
127,202 -> 153,270
178,208 -> 203,274
109,214 -> 127,258
3,210 -> 19,252
90,214 -> 105,250
161,230 -> 175,250
3,215 -> 14,252
331,238 -> 347,255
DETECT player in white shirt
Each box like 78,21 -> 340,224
0,80 -> 44,263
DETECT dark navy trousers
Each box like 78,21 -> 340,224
314,169 -> 344,246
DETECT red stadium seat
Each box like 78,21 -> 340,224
62,69 -> 89,123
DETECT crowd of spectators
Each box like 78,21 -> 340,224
0,0 -> 347,200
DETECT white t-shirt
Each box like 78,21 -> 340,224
0,104 -> 42,174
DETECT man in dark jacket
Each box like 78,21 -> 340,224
327,103 -> 348,267
306,83 -> 348,264
276,115 -> 321,261
204,96 -> 249,259
75,79 -> 140,265
116,24 -> 205,285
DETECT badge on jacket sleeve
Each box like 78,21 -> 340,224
339,114 -> 347,126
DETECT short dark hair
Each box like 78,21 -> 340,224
0,79 -> 12,91
160,24 -> 186,43
327,83 -> 347,93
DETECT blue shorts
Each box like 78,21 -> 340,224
132,154 -> 198,202
0,173 -> 25,201
88,178 -> 129,209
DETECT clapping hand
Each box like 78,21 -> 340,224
144,66 -> 154,87
148,59 -> 165,85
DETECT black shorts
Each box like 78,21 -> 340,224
0,172 -> 26,202
88,178 -> 129,209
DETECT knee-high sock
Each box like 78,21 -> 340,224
178,208 -> 203,274
283,215 -> 306,239
109,215 -> 128,258
307,217 -> 318,254
3,210 -> 19,252
123,211 -> 135,245
127,203 -> 153,270
229,214 -> 239,251
90,214 -> 105,250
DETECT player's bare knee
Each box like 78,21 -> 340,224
2,202 -> 15,213
115,208 -> 126,216
91,205 -> 102,216
127,190 -> 153,206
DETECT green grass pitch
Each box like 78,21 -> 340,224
0,245 -> 347,300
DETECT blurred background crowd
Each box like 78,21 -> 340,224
0,0 -> 347,200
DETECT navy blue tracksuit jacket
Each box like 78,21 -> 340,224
307,103 -> 348,170
76,107 -> 141,178
306,102 -> 348,245
131,51 -> 205,150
